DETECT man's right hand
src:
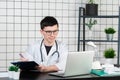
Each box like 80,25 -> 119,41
19,53 -> 28,61
20,57 -> 28,61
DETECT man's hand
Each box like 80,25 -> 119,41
19,53 -> 29,61
20,57 -> 28,61
36,65 -> 47,72
36,65 -> 59,72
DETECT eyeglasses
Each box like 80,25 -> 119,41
43,30 -> 59,36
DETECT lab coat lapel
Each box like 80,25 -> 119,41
41,42 -> 48,61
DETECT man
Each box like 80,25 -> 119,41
20,16 -> 68,72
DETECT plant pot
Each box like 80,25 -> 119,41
105,58 -> 113,64
8,71 -> 14,78
106,34 -> 114,41
13,71 -> 20,79
103,58 -> 114,73
85,4 -> 98,16
8,71 -> 20,79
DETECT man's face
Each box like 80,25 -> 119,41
40,24 -> 59,44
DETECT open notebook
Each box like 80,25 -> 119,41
49,51 -> 94,77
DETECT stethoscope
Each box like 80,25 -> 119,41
40,39 -> 60,62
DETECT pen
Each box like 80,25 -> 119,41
19,53 -> 24,58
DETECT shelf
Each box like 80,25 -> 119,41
77,7 -> 120,65
80,15 -> 119,18
79,40 -> 118,42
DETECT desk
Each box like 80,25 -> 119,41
1,71 -> 120,80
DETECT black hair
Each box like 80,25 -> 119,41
40,16 -> 59,30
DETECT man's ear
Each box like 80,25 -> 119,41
40,29 -> 44,38
40,29 -> 43,34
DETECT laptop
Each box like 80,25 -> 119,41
49,51 -> 94,77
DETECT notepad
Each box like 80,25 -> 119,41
91,69 -> 107,76
91,69 -> 120,76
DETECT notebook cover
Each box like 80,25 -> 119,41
11,61 -> 39,71
91,69 -> 107,76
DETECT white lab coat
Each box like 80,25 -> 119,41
25,39 -> 68,72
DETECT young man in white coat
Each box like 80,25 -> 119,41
20,16 -> 68,72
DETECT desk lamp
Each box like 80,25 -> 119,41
87,41 -> 102,69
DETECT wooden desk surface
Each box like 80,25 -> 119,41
1,71 -> 120,80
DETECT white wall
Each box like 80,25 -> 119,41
0,0 -> 120,71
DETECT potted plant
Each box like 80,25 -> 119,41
104,48 -> 116,58
85,18 -> 97,30
104,27 -> 116,41
8,65 -> 20,79
8,65 -> 15,78
9,65 -> 19,72
103,48 -> 116,72
85,0 -> 98,16
103,48 -> 116,64
85,18 -> 97,39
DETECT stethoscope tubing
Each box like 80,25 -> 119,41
40,39 -> 59,62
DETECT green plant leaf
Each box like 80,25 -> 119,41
88,0 -> 95,4
85,18 -> 97,30
104,27 -> 116,34
104,48 -> 116,58
8,65 -> 19,72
